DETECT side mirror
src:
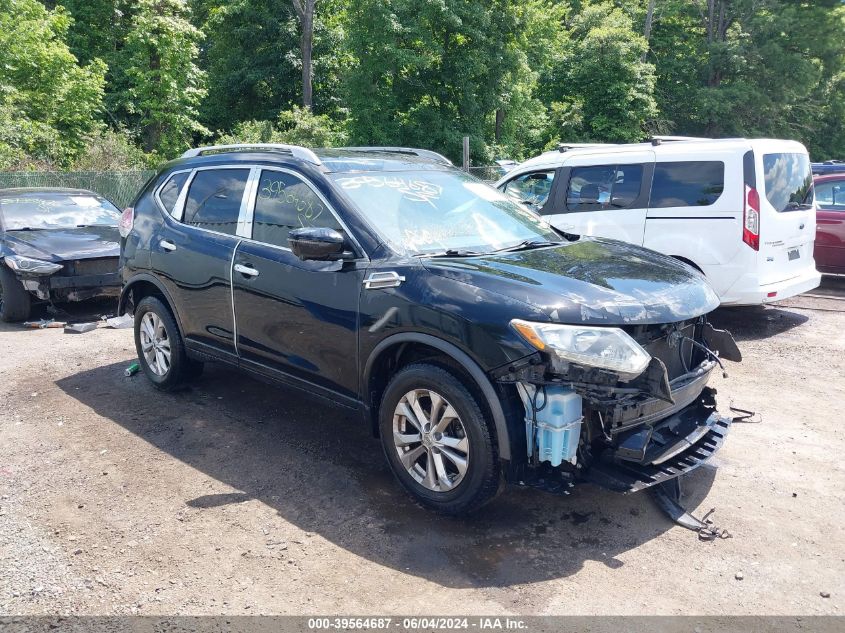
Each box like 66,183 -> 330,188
288,227 -> 347,261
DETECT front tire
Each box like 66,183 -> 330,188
133,296 -> 202,391
0,265 -> 32,322
379,363 -> 501,515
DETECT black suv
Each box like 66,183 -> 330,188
119,144 -> 741,514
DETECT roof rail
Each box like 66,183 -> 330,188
181,143 -> 322,165
337,146 -> 453,166
557,143 -> 615,153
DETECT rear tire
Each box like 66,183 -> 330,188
0,265 -> 32,322
133,296 -> 202,391
379,363 -> 501,515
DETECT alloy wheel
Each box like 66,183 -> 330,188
139,312 -> 171,376
392,388 -> 470,492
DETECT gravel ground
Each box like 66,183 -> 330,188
0,280 -> 843,616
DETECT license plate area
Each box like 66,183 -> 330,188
788,248 -> 800,261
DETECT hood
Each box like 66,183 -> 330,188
421,238 -> 720,325
3,225 -> 120,261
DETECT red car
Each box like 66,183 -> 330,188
814,174 -> 845,274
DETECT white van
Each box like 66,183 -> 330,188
495,138 -> 821,305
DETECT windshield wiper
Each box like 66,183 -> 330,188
489,239 -> 564,254
414,249 -> 483,258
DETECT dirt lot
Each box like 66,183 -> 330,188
1,280 -> 843,616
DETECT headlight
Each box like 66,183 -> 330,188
3,255 -> 63,275
511,319 -> 651,381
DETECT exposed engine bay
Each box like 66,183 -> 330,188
493,316 -> 741,493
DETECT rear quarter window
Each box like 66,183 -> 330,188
763,153 -> 813,212
650,161 -> 724,208
157,171 -> 191,213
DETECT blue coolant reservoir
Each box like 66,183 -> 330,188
525,386 -> 583,467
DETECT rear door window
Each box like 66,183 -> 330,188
251,170 -> 341,249
566,164 -> 644,211
183,169 -> 250,236
650,161 -> 724,208
763,153 -> 813,212
502,170 -> 555,211
815,180 -> 845,211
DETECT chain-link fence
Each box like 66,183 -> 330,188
0,171 -> 156,208
466,165 -> 507,182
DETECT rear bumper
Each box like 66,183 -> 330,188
720,266 -> 821,305
585,388 -> 731,493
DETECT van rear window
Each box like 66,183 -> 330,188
763,153 -> 813,212
650,161 -> 724,208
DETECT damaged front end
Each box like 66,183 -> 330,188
493,316 -> 741,494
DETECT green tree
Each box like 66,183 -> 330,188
649,0 -> 845,158
59,0 -> 137,126
215,106 -> 349,147
0,0 -> 105,168
194,0 -> 349,132
344,0 -> 549,163
123,0 -> 207,156
541,1 -> 658,144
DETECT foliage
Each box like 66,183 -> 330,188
70,129 -> 154,171
216,106 -> 349,147
3,0 -> 845,167
122,0 -> 208,156
0,0 -> 105,168
540,1 -> 658,144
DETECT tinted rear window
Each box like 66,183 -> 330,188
183,169 -> 250,235
650,161 -> 724,208
815,180 -> 845,211
0,192 -> 120,230
763,153 -> 813,212
566,164 -> 644,211
158,172 -> 190,213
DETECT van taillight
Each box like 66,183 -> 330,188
743,185 -> 760,251
119,207 -> 134,238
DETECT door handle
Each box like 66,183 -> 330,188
160,239 -> 176,252
234,263 -> 260,278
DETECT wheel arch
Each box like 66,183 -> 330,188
119,274 -> 185,339
670,255 -> 705,274
363,333 -> 512,461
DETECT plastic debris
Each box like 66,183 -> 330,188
105,314 -> 133,329
64,322 -> 98,334
23,319 -> 67,329
124,363 -> 140,377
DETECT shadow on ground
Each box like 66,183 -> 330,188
709,306 -> 809,342
55,361 -> 718,589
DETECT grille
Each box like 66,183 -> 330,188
72,258 -> 119,276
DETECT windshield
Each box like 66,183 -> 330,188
763,153 -> 813,212
0,192 -> 121,230
331,170 -> 561,255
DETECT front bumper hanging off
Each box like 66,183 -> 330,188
584,389 -> 732,494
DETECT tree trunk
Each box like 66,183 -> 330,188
642,0 -> 656,61
292,0 -> 316,109
495,108 -> 504,143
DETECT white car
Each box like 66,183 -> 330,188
495,138 -> 821,305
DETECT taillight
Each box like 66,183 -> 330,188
118,207 -> 134,238
743,185 -> 760,251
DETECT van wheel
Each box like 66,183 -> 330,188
379,363 -> 501,515
134,296 -> 202,391
0,265 -> 32,322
